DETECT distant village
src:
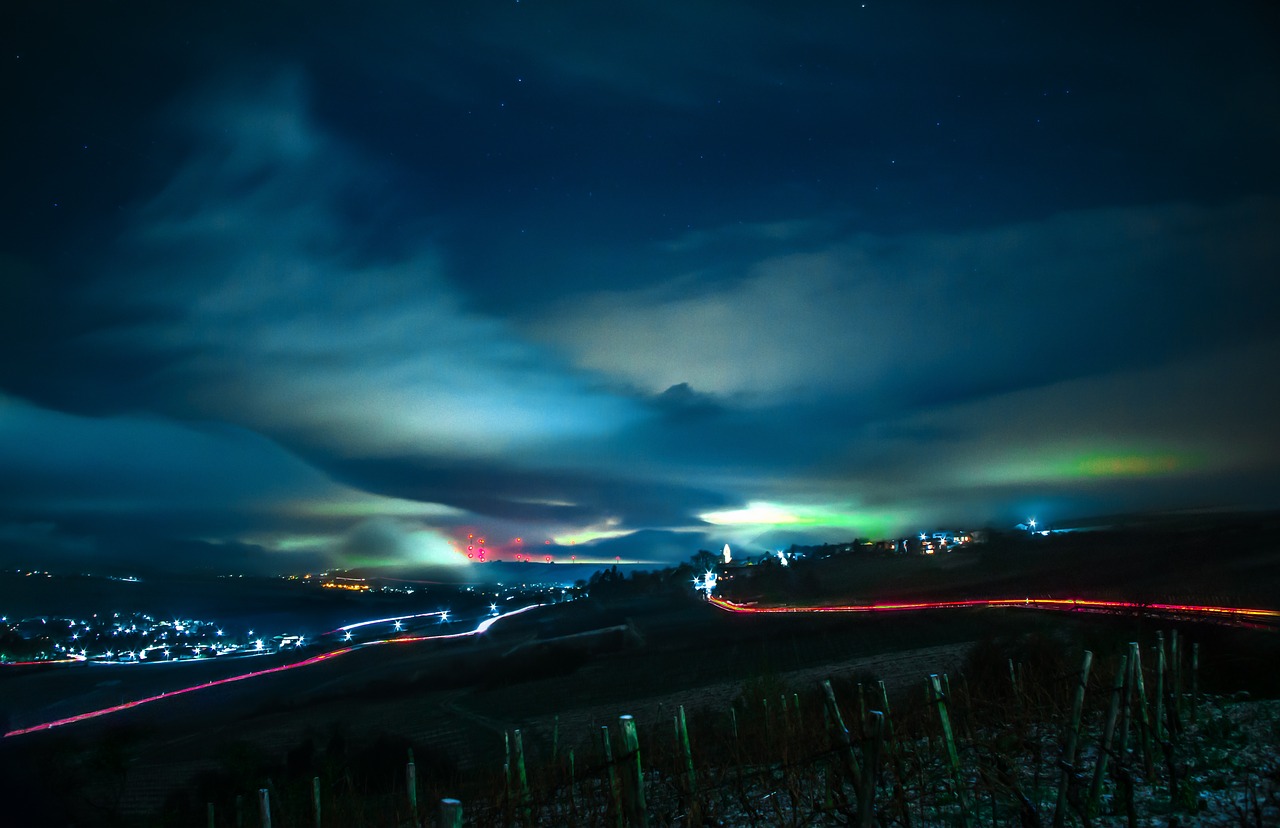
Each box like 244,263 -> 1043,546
690,530 -> 989,594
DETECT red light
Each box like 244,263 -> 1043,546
545,555 -> 552,563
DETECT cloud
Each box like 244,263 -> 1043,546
84,71 -> 640,462
530,199 -> 1280,404
334,517 -> 469,571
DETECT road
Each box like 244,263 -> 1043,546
2,604 -> 541,738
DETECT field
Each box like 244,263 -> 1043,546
2,518 -> 1279,825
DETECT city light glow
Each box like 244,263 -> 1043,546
4,604 -> 544,739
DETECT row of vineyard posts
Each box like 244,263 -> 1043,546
208,628 -> 1221,826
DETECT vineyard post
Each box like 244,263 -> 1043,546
503,730 -> 512,816
877,679 -> 911,826
312,776 -> 321,828
821,678 -> 865,792
678,705 -> 697,795
258,788 -> 272,828
618,715 -> 649,828
1088,653 -> 1127,817
1171,630 -> 1182,720
1165,634 -> 1182,741
438,798 -> 462,827
1116,649 -> 1135,760
407,758 -> 418,828
512,729 -> 532,826
1154,633 -> 1166,744
1130,642 -> 1155,778
601,724 -> 624,828
1191,642 -> 1199,724
860,711 -> 884,828
569,747 -> 578,821
1052,649 -> 1092,828
930,673 -> 970,828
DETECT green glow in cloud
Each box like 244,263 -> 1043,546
700,501 -> 906,539
971,447 -> 1198,487
1063,452 -> 1185,478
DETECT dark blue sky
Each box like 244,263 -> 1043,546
3,1 -> 1278,575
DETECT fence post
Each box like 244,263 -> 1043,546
860,710 -> 883,828
207,801 -> 215,828
407,759 -> 418,827
235,794 -> 244,828
258,788 -> 272,828
821,678 -> 864,793
601,724 -> 624,828
930,673 -> 970,828
312,776 -> 321,828
1154,633 -> 1166,744
512,729 -> 532,826
1088,653 -> 1127,817
440,798 -> 464,828
1130,641 -> 1155,778
618,715 -> 649,828
1053,649 -> 1093,828
1191,642 -> 1199,724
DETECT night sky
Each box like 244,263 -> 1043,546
3,2 -> 1279,576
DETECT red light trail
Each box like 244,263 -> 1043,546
3,604 -> 542,739
707,595 -> 1280,622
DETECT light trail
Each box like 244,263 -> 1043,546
4,604 -> 543,739
328,610 -> 450,635
707,595 -> 1280,622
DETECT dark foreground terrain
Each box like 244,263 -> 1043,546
1,516 -> 1278,825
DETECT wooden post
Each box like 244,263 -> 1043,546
1191,642 -> 1199,724
258,788 -> 272,828
235,794 -> 244,828
1053,650 -> 1093,828
439,798 -> 464,828
1116,649 -> 1135,759
312,776 -> 321,828
1165,632 -> 1182,741
729,706 -> 738,743
821,678 -> 864,790
407,759 -> 418,827
877,680 -> 911,826
568,747 -> 578,825
207,801 -> 215,828
1154,633 -> 1166,743
1130,641 -> 1155,778
601,724 -> 624,828
512,729 -> 531,826
618,715 -> 649,828
860,711 -> 883,828
553,715 -> 560,765
1171,629 -> 1182,716
678,705 -> 697,797
930,674 -> 970,828
1088,654 -> 1127,817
